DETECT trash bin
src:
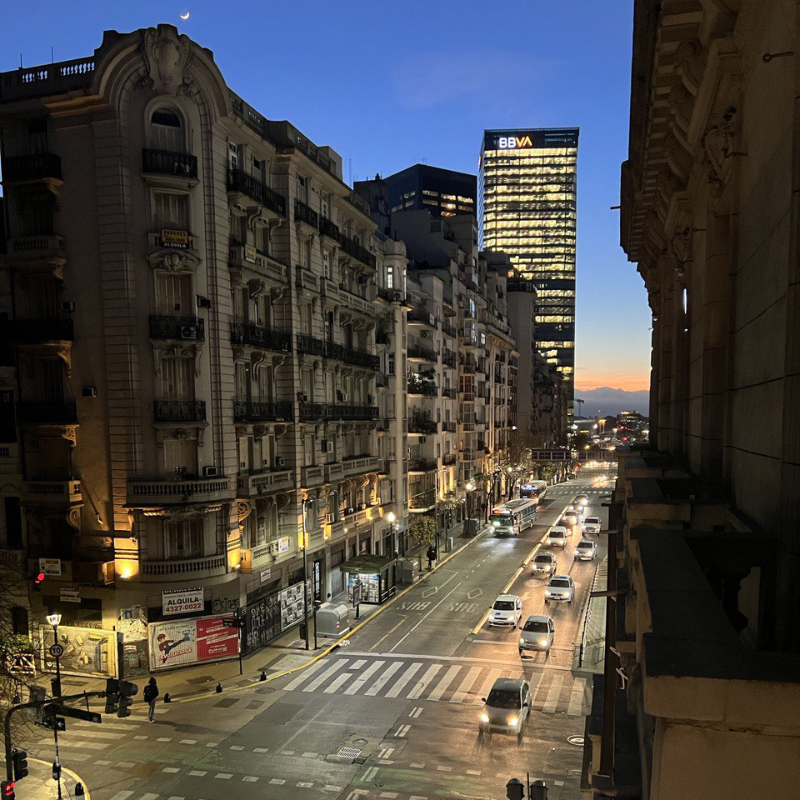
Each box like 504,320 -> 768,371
315,603 -> 351,638
396,558 -> 420,584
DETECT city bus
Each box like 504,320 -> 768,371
519,480 -> 548,503
489,499 -> 539,536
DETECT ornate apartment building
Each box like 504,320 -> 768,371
0,26 -> 407,656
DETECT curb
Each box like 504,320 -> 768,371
173,525 -> 491,704
24,756 -> 92,800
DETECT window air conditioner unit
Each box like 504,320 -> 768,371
275,456 -> 285,467
202,466 -> 219,478
180,326 -> 197,340
392,292 -> 402,302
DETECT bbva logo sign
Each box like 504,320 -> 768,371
497,135 -> 533,149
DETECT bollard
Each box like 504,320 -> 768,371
215,682 -> 222,693
164,692 -> 171,703
259,671 -> 267,681
75,782 -> 85,796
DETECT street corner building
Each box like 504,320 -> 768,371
0,25 -> 409,676
584,2 -> 800,799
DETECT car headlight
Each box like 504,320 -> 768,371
519,637 -> 525,645
538,638 -> 548,647
507,716 -> 519,726
492,521 -> 499,526
480,712 -> 489,723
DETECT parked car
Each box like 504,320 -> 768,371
545,526 -> 568,548
531,552 -> 558,576
489,594 -> 523,627
545,575 -> 575,604
583,516 -> 602,535
519,615 -> 555,658
574,539 -> 598,561
479,677 -> 532,740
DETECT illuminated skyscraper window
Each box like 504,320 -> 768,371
479,128 -> 578,414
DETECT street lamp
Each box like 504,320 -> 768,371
46,613 -> 62,698
465,480 -> 476,533
386,511 -> 397,558
300,498 -> 310,652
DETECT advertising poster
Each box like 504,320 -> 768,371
242,592 -> 281,655
149,620 -> 197,670
162,588 -> 204,616
196,617 -> 239,661
40,625 -> 115,678
280,580 -> 312,631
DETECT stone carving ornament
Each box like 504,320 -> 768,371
141,26 -> 193,96
702,106 -> 738,194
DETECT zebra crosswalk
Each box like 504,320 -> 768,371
278,655 -> 591,715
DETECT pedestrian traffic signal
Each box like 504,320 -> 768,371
104,677 -> 119,715
11,749 -> 28,781
32,572 -> 45,591
1,780 -> 15,799
117,680 -> 138,718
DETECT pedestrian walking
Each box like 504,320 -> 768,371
426,545 -> 436,570
143,676 -> 159,722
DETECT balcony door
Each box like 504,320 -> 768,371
163,438 -> 197,478
165,518 -> 204,560
160,357 -> 194,400
156,272 -> 192,316
149,108 -> 184,152
36,358 -> 65,402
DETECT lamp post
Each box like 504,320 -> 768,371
46,613 -> 62,698
465,480 -> 476,533
386,511 -> 397,557
300,498 -> 310,652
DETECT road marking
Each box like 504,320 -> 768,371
205,741 -> 219,747
108,793 -> 133,800
365,660 -> 403,695
132,735 -> 148,741
385,662 -> 422,697
214,772 -> 233,779
270,778 -> 286,784
475,669 -> 502,703
302,752 -> 318,758
428,664 -> 460,701
162,767 -> 181,773
303,659 -> 350,692
253,747 -> 268,753
324,668 -> 357,694
138,795 -> 160,800
243,776 -> 259,782
450,666 -> 482,703
370,620 -> 406,652
283,659 -> 327,691
179,738 -> 197,744
362,766 -> 380,782
567,676 -> 588,716
410,763 -> 425,768
344,659 -> 385,695
380,793 -> 399,799
297,782 -> 314,788
188,770 -> 207,776
156,737 -> 173,742
62,741 -> 108,750
392,581 -> 461,651
393,724 -> 410,738
409,706 -> 423,718
467,588 -> 483,599
466,769 -> 482,776
436,765 -> 453,772
229,745 -> 244,750
407,663 -> 442,699
542,673 -> 565,713
166,796 -> 186,799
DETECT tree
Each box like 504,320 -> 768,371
408,515 -> 437,550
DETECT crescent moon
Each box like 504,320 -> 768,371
180,11 -> 190,20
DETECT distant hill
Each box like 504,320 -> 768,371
574,387 -> 650,417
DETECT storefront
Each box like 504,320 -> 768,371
341,554 -> 397,605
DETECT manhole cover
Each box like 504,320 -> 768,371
352,738 -> 368,746
337,747 -> 362,759
568,735 -> 585,747
255,686 -> 276,695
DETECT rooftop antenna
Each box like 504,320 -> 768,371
348,158 -> 352,186
20,53 -> 23,68
51,46 -> 54,63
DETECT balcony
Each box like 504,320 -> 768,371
296,334 -> 328,357
342,455 -> 382,478
461,392 -> 476,403
376,373 -> 389,388
377,287 -> 406,304
237,469 -> 294,497
460,360 -> 477,374
17,401 -> 77,425
442,421 -> 457,433
339,234 -> 376,269
72,561 -> 115,586
459,450 -> 476,461
442,320 -> 457,338
140,554 -> 227,582
319,216 -> 340,242
231,321 -> 291,352
4,318 -> 74,344
408,344 -> 437,363
127,476 -> 233,506
408,309 -> 437,327
441,387 -> 457,399
408,416 -> 438,434
295,200 -> 319,229
153,400 -> 206,423
149,315 -> 205,342
234,399 -> 294,423
299,402 -> 379,421
442,350 -> 456,368
443,454 -> 457,466
410,488 -> 437,510
301,465 -> 324,486
407,378 -> 437,397
7,234 -> 66,264
324,462 -> 345,483
3,152 -> 62,184
227,168 -> 286,217
142,148 -> 198,179
337,282 -> 377,318
228,241 -> 288,284
336,344 -> 380,370
23,479 -> 82,504
409,458 -> 437,473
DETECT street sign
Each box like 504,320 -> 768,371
50,704 -> 101,724
48,644 -> 64,659
36,716 -> 66,732
8,653 -> 35,675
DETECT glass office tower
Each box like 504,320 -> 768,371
479,128 -> 578,415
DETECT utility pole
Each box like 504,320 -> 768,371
301,497 -> 310,651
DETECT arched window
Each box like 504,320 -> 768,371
150,108 -> 184,152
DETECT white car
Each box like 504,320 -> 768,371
561,509 -> 583,531
519,615 -> 555,657
574,539 -> 598,561
489,594 -> 523,627
545,526 -> 568,548
545,575 -> 575,604
531,552 -> 558,576
583,516 -> 601,535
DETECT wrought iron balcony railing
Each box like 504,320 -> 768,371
295,200 -> 319,229
3,152 -> 62,182
142,148 -> 198,178
234,399 -> 294,422
149,315 -> 205,342
227,168 -> 286,216
231,321 -> 291,352
319,216 -> 340,241
408,416 -> 438,434
153,400 -> 206,422
339,234 -> 376,269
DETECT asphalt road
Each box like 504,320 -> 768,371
25,468 -> 613,800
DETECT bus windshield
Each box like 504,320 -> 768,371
490,509 -> 511,527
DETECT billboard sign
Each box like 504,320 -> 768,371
149,615 -> 239,671
162,588 -> 204,616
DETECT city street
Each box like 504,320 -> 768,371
24,470 -> 611,800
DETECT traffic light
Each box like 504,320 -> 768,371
32,571 -> 45,591
104,677 -> 119,715
117,680 -> 138,718
1,780 -> 15,799
11,749 -> 28,781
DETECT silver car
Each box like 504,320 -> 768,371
545,526 -> 568,548
519,615 -> 555,658
545,575 -> 575,604
583,516 -> 601,535
575,539 -> 598,561
531,552 -> 558,576
479,677 -> 531,740
489,594 -> 523,627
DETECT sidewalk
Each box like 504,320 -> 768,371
29,522 -> 489,706
1,756 -> 90,800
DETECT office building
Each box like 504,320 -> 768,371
0,25 -> 407,671
479,128 -> 578,416
385,164 -> 476,219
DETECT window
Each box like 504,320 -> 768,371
228,142 -> 239,170
28,119 -> 49,154
164,438 -> 197,476
159,357 -> 194,400
23,197 -> 54,236
150,108 -> 183,151
386,265 -> 394,289
153,192 -> 189,230
323,249 -> 331,279
166,518 -> 204,559
156,272 -> 192,314
297,174 -> 308,204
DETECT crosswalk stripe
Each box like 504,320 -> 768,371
542,673 -> 565,713
61,740 -> 109,750
475,669 -> 502,704
567,676 -> 588,716
324,669 -> 355,694
427,665 -> 460,702
107,792 -> 134,800
284,659 -> 327,691
63,729 -> 126,741
138,794 -> 160,800
450,666 -> 482,704
364,661 -> 403,696
385,662 -> 422,698
304,659 -> 349,692
407,664 -> 442,700
344,660 -> 385,695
